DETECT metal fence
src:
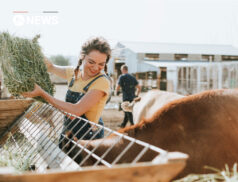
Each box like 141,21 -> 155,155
0,102 -> 186,174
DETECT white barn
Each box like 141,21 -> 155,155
108,41 -> 238,95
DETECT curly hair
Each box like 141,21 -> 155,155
74,37 -> 111,79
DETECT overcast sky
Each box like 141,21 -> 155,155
1,0 -> 238,57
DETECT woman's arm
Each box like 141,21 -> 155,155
22,84 -> 105,116
44,57 -> 68,80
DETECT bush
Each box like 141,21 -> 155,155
50,55 -> 70,66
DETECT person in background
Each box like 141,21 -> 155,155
115,64 -> 141,128
22,37 -> 111,145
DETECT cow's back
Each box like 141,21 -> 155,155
132,89 -> 238,176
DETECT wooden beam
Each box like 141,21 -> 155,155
0,159 -> 186,182
0,99 -> 33,110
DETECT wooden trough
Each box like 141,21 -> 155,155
0,99 -> 34,142
0,160 -> 187,182
0,101 -> 188,182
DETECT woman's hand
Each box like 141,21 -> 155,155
22,84 -> 43,98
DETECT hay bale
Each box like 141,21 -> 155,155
0,32 -> 55,102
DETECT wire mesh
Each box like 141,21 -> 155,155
0,102 -> 169,173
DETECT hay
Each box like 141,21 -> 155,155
0,132 -> 35,173
174,164 -> 238,182
0,32 -> 55,102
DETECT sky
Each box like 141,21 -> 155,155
1,0 -> 238,57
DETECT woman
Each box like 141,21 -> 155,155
22,37 -> 111,145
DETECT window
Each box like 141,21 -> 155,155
174,54 -> 188,61
222,67 -> 229,88
145,53 -> 159,60
222,55 -> 238,61
202,55 -> 214,61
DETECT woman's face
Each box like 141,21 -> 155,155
82,50 -> 107,78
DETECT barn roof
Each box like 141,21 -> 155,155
115,41 -> 238,56
144,60 -> 238,68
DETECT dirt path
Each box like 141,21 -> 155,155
101,109 -> 124,131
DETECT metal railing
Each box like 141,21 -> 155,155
0,102 -> 170,172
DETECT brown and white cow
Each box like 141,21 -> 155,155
71,89 -> 238,178
121,90 -> 184,124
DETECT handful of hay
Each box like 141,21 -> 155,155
175,164 -> 238,182
0,32 -> 54,102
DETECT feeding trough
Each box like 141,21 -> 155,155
0,98 -> 34,143
0,101 -> 188,182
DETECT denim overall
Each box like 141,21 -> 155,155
59,74 -> 107,148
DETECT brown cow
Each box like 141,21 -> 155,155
69,89 -> 238,177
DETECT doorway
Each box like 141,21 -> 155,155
159,67 -> 167,91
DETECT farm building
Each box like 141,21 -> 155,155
108,41 -> 238,95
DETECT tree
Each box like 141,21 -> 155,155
50,55 -> 70,66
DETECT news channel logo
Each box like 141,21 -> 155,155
12,11 -> 59,26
